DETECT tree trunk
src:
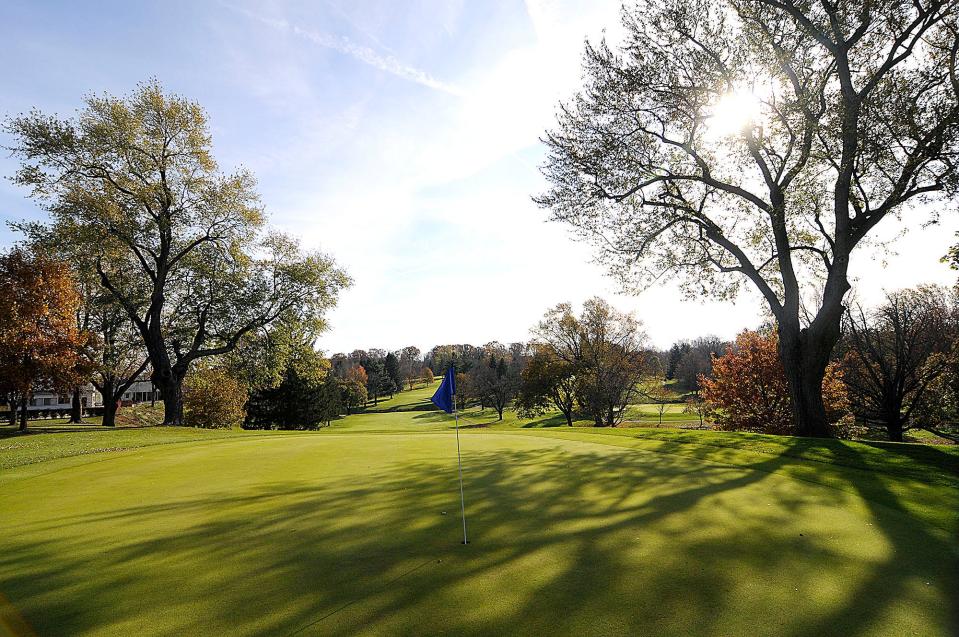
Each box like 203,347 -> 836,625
69,387 -> 82,423
101,379 -> 118,427
102,399 -> 119,428
886,422 -> 904,442
160,381 -> 184,426
19,398 -> 28,432
151,362 -> 185,426
885,414 -> 905,442
143,320 -> 185,426
779,324 -> 835,438
8,397 -> 18,427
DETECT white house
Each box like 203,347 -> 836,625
17,377 -> 159,414
24,384 -> 102,413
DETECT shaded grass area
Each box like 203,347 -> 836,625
0,424 -> 251,471
0,433 -> 954,636
505,427 -> 958,534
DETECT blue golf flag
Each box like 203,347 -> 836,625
431,366 -> 456,414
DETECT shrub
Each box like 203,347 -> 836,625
183,365 -> 247,429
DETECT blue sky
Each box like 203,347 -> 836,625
2,0 -> 957,355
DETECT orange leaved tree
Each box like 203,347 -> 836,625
701,331 -> 849,436
0,248 -> 87,430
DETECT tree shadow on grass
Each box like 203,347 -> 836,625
776,437 -> 958,637
0,422 -> 115,439
0,437 -> 954,636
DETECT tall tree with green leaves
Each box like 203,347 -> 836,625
15,223 -> 150,427
538,1 -> 959,436
517,343 -> 578,426
317,372 -> 343,427
6,81 -> 350,425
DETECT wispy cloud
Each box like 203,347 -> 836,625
227,4 -> 463,96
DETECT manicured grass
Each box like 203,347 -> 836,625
0,389 -> 956,636
0,424 -> 255,472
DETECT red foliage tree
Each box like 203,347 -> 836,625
702,331 -> 849,436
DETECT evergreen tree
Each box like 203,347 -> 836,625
384,352 -> 402,395
317,373 -> 342,427
666,342 -> 690,380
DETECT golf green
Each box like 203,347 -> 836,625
0,429 -> 954,636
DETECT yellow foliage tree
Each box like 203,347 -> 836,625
183,365 -> 247,429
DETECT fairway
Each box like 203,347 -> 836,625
1,399 -> 956,637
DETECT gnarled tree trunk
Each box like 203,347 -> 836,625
100,379 -> 118,427
778,273 -> 847,438
156,375 -> 185,426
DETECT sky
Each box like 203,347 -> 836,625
1,0 -> 957,355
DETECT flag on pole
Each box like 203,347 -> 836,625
430,366 -> 456,413
431,365 -> 469,544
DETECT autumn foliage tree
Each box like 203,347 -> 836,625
421,368 -> 435,385
528,298 -> 648,427
702,330 -> 850,436
0,248 -> 88,430
340,365 -> 369,414
517,344 -> 578,426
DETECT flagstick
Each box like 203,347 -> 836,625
453,390 -> 469,545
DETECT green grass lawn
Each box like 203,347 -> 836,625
0,388 -> 956,636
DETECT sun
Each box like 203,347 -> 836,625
707,89 -> 762,138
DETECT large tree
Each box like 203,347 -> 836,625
468,343 -> 524,421
7,81 -> 350,425
532,298 -> 647,427
245,344 -> 334,430
538,1 -> 959,436
518,343 -> 578,426
16,222 -> 149,427
841,286 -> 958,441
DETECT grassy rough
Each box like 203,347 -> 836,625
0,388 -> 955,636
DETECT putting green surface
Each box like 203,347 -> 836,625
0,412 -> 956,635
